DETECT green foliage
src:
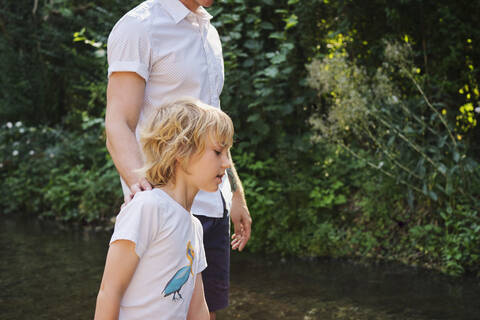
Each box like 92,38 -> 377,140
0,0 -> 141,126
0,120 -> 122,223
307,40 -> 480,275
308,41 -> 480,206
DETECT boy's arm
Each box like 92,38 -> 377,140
187,273 -> 209,320
94,240 -> 139,320
227,152 -> 252,251
105,72 -> 152,202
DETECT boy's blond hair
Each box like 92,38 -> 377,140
139,98 -> 234,187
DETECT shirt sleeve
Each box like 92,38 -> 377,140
110,193 -> 162,258
107,15 -> 152,81
193,218 -> 208,274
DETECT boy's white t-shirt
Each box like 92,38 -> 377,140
110,188 -> 207,320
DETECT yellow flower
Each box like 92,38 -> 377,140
457,134 -> 462,140
441,109 -> 447,115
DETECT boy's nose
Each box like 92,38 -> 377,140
221,154 -> 231,169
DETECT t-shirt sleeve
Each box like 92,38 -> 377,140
194,218 -> 208,274
107,15 -> 152,81
110,193 -> 162,258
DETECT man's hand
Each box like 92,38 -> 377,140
230,195 -> 252,251
122,178 -> 152,208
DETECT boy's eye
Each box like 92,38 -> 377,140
214,150 -> 221,155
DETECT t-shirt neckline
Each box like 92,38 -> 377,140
153,188 -> 191,215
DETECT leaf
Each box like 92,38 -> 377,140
438,135 -> 448,148
264,66 -> 279,78
445,176 -> 453,195
428,190 -> 438,201
334,194 -> 347,205
247,114 -> 260,123
422,183 -> 428,195
407,189 -> 414,209
437,163 -> 447,175
284,14 -> 298,30
453,151 -> 460,163
244,40 -> 261,51
269,32 -> 285,40
260,22 -> 274,30
271,53 -> 287,64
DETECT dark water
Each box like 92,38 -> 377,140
1,218 -> 479,320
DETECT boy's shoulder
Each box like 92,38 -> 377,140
123,189 -> 167,213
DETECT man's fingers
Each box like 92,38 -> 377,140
238,215 -> 253,251
130,183 -> 142,195
140,178 -> 152,191
232,221 -> 242,241
231,233 -> 242,250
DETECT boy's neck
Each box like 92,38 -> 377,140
160,181 -> 198,213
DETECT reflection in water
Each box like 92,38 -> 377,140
1,218 -> 479,320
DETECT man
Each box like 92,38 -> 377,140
105,0 -> 252,318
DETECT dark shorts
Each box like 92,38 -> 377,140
194,206 -> 230,312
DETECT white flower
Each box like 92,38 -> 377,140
15,121 -> 22,127
29,150 -> 35,156
19,128 -> 25,133
12,150 -> 19,156
49,153 -> 55,158
0,163 -> 3,168
475,107 -> 480,114
6,122 -> 12,128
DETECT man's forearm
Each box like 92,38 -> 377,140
106,121 -> 144,188
226,158 -> 245,201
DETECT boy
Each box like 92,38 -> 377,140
95,98 -> 234,320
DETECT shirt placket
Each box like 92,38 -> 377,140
198,18 -> 218,108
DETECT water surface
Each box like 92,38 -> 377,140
1,217 -> 479,319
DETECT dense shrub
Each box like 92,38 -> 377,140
0,120 -> 122,223
307,40 -> 480,275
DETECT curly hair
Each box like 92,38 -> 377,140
138,98 -> 234,186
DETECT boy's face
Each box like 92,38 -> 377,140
185,138 -> 230,192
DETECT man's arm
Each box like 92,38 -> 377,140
227,152 -> 252,251
105,72 -> 152,201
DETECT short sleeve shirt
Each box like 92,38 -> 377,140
110,189 -> 207,320
107,0 -> 232,217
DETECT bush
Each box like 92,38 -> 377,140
307,40 -> 480,275
0,119 -> 122,223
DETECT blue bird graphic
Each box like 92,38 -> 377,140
162,241 -> 195,301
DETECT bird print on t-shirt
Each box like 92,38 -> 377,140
162,241 -> 195,301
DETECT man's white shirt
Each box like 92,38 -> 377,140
107,0 -> 232,217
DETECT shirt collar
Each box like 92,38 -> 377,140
161,0 -> 212,24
